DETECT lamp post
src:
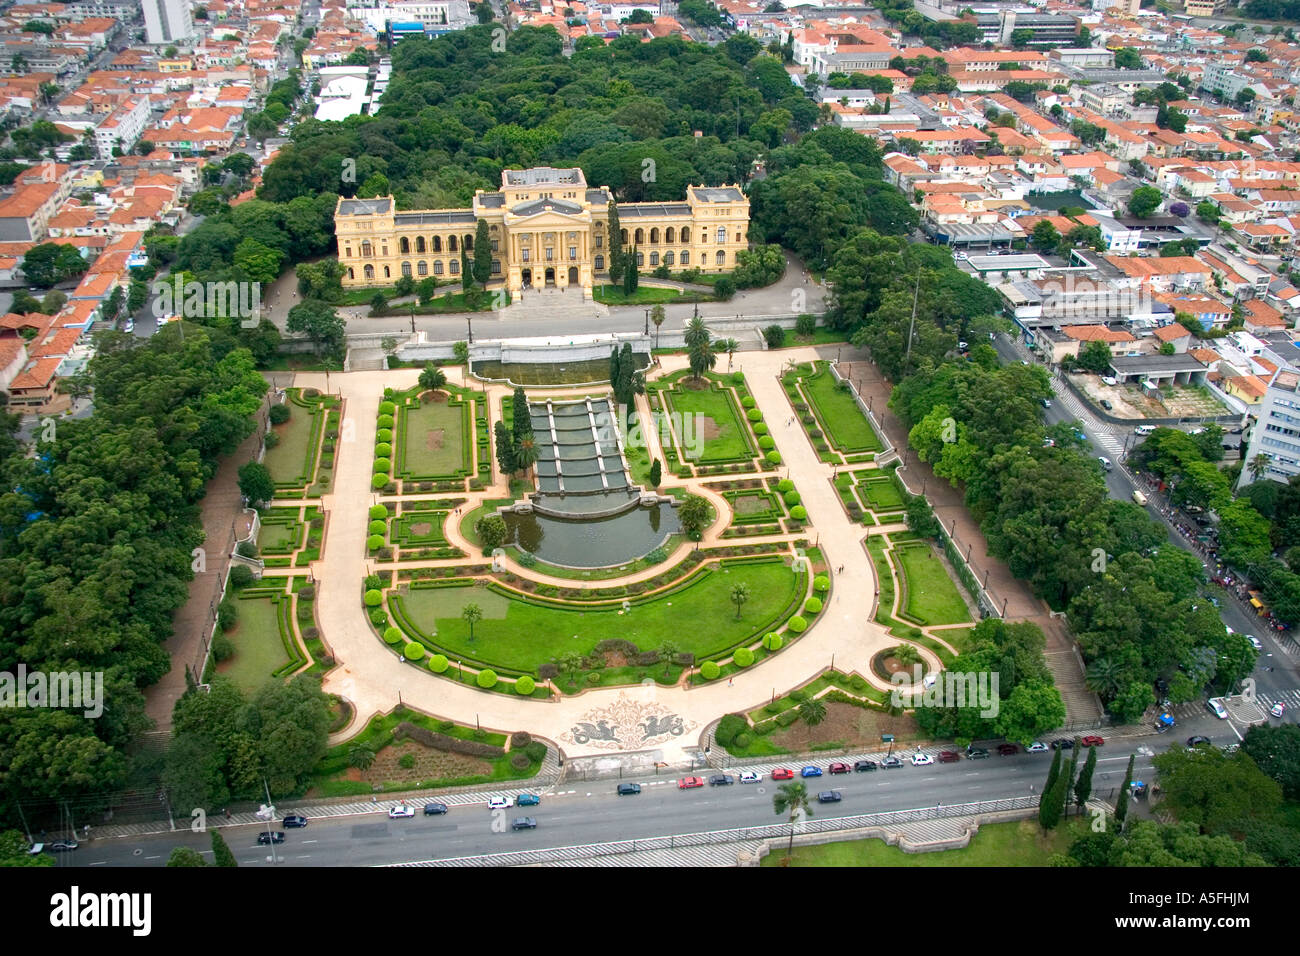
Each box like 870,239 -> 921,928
466,311 -> 474,345
644,308 -> 650,335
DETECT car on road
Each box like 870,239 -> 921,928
283,814 -> 308,828
617,783 -> 642,795
828,762 -> 852,774
881,756 -> 904,768
708,774 -> 735,786
770,768 -> 794,780
1187,736 -> 1212,747
1100,399 -> 1114,411
967,747 -> 991,759
1041,398 -> 1052,409
1073,429 -> 1087,442
678,776 -> 705,789
817,791 -> 842,803
937,750 -> 961,763
1101,376 -> 1118,386
388,805 -> 415,818
800,766 -> 823,777
256,832 -> 285,845
1247,635 -> 1263,650
511,817 -> 537,830
997,744 -> 1019,756
1098,456 -> 1113,471
488,796 -> 515,809
423,803 -> 448,815
1080,736 -> 1105,747
1027,742 -> 1049,753
1132,489 -> 1148,506
1271,701 -> 1287,718
156,312 -> 177,327
1207,698 -> 1229,719
48,840 -> 79,852
516,793 -> 541,806
123,319 -> 134,333
854,760 -> 877,772
1051,739 -> 1074,750
911,753 -> 934,766
739,770 -> 761,784
1134,424 -> 1155,436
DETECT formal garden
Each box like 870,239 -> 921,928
258,505 -> 325,568
262,388 -> 340,498
781,361 -> 882,465
710,476 -> 812,537
648,369 -> 777,477
210,572 -> 318,694
373,380 -> 489,495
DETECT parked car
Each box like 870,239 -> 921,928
937,750 -> 961,763
1134,424 -> 1155,435
282,815 -> 308,828
1247,635 -> 1263,650
1271,702 -> 1287,718
997,744 -> 1019,756
1187,736 -> 1212,747
617,783 -> 642,795
1101,376 -> 1118,386
854,760 -> 877,772
488,796 -> 514,809
770,768 -> 794,780
1100,399 -> 1114,411
1098,456 -> 1113,471
511,817 -> 537,830
911,753 -> 934,766
1027,742 -> 1049,753
967,747 -> 990,759
816,791 -> 842,803
1051,739 -> 1074,750
678,776 -> 705,789
387,805 -> 415,819
738,770 -> 761,784
828,762 -> 852,774
122,319 -> 134,334
708,774 -> 735,786
1207,698 -> 1229,720
256,832 -> 285,845
48,840 -> 79,852
423,803 -> 448,815
1041,398 -> 1053,409
516,793 -> 541,807
1080,736 -> 1105,747
881,756 -> 903,768
800,766 -> 823,778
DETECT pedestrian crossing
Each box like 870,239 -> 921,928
1051,381 -> 1124,455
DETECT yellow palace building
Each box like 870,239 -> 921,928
333,166 -> 750,297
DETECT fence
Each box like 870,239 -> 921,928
828,360 -> 894,459
389,795 -> 1040,867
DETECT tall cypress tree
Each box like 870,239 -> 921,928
609,347 -> 622,402
494,420 -> 516,476
1063,740 -> 1081,817
607,200 -> 623,285
1115,753 -> 1135,831
623,247 -> 639,296
211,829 -> 238,867
1039,746 -> 1062,830
1074,743 -> 1098,814
618,342 -> 635,407
649,458 -> 662,488
460,245 -> 473,293
512,385 -> 532,449
473,218 -> 492,286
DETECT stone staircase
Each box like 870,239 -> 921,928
498,288 -> 610,323
347,348 -> 386,371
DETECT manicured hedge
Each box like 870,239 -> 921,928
377,428 -> 393,443
377,414 -> 394,429
814,575 -> 830,592
364,589 -> 383,607
374,457 -> 391,473
369,519 -> 387,535
758,435 -> 775,450
367,534 -> 385,550
378,401 -> 397,415
763,632 -> 783,651
777,479 -> 794,493
734,647 -> 754,667
753,422 -> 768,435
375,442 -> 392,458
790,505 -> 807,520
476,668 -> 498,688
369,504 -> 388,520
403,642 -> 426,661
766,451 -> 781,465
789,615 -> 808,633
746,408 -> 763,422
429,654 -> 449,673
700,661 -> 721,680
804,597 -> 823,614
372,474 -> 389,489
515,675 -> 535,695
784,490 -> 800,506
393,721 -> 502,758
383,626 -> 403,644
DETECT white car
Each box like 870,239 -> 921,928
123,319 -> 134,333
911,752 -> 935,766
1207,697 -> 1229,720
387,804 -> 415,818
1101,376 -> 1118,386
1247,635 -> 1263,650
156,313 -> 177,327
1134,424 -> 1155,436
738,770 -> 761,784
1027,741 -> 1049,753
487,796 -> 514,810
1271,701 -> 1287,718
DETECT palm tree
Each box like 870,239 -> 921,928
461,602 -> 483,641
772,781 -> 813,863
557,651 -> 585,687
893,643 -> 921,667
685,316 -> 715,382
650,304 -> 665,351
347,745 -> 376,770
720,338 -> 740,370
798,697 -> 827,727
1085,657 -> 1123,699
515,435 -> 538,477
419,363 -> 447,393
1249,452 -> 1271,483
658,640 -> 679,677
730,581 -> 750,620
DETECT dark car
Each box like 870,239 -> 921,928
816,791 -> 842,804
511,817 -> 537,830
1187,735 -> 1213,747
854,760 -> 877,772
1051,739 -> 1074,750
881,756 -> 903,769
937,750 -> 961,763
997,743 -> 1019,756
283,815 -> 308,828
1100,399 -> 1113,411
617,783 -> 642,795
708,774 -> 734,786
828,762 -> 852,774
516,793 -> 541,807
967,747 -> 990,759
423,803 -> 448,816
257,831 -> 285,845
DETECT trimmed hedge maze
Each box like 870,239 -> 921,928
263,388 -> 339,498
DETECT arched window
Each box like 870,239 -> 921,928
664,251 -> 674,266
450,259 -> 459,274
449,235 -> 458,252
634,228 -> 644,244
400,237 -> 410,254
649,251 -> 659,266
347,267 -> 355,279
716,226 -> 727,243
650,227 -> 660,243
465,235 -> 473,251
432,236 -> 442,252
417,261 -> 428,276
680,251 -> 690,265
383,265 -> 391,278
401,261 -> 411,277
680,227 -> 690,243
363,264 -> 374,279
635,251 -> 644,266
361,240 -> 372,257
434,260 -> 444,275
595,255 -> 604,270
620,228 -> 628,244
416,236 -> 426,253
715,250 -> 725,266
665,227 -> 675,243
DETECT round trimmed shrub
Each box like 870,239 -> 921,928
368,519 -> 387,535
753,422 -> 769,436
741,396 -> 756,408
375,442 -> 392,458
804,597 -> 823,614
377,414 -> 394,429
746,407 -> 763,422
758,435 -> 776,450
734,647 -> 754,667
269,403 -> 291,425
766,451 -> 781,465
369,609 -> 387,626
212,633 -> 234,661
731,372 -> 744,385
377,428 -> 393,443
374,457 -> 391,473
368,504 -> 388,520
700,660 -> 721,680
371,474 -> 388,490
428,654 -> 449,673
378,401 -> 396,415
476,669 -> 498,689
732,732 -> 752,749
783,490 -> 800,506
510,752 -> 530,770
363,589 -> 383,607
512,731 -> 533,748
763,632 -> 783,651
514,675 -> 536,695
777,479 -> 794,493
788,615 -> 808,633
403,642 -> 426,661
382,626 -> 403,644
790,505 -> 807,521
586,672 -> 601,685
367,534 -> 384,551
814,575 -> 830,592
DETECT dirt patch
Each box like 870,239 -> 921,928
698,417 -> 722,440
411,522 -> 432,536
422,390 -> 449,403
601,650 -> 630,668
359,739 -> 493,784
773,702 -> 919,750
425,429 -> 446,452
682,377 -> 710,391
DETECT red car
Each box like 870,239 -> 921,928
937,750 -> 961,763
828,762 -> 852,774
997,743 -> 1019,756
678,776 -> 705,789
770,768 -> 794,780
1080,736 -> 1105,747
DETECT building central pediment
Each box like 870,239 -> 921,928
505,207 -> 592,227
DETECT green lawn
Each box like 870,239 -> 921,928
263,404 -> 320,487
895,543 -> 972,626
400,398 -> 467,478
663,383 -> 754,463
858,477 -> 903,511
218,596 -> 294,693
802,365 -> 881,453
592,285 -> 701,305
393,510 -> 449,547
394,559 -> 800,672
762,817 -> 1089,867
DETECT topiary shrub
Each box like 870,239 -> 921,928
375,442 -> 392,458
804,597 -> 823,614
753,422 -> 769,436
790,505 -> 807,521
429,654 -> 449,673
732,732 -> 752,749
369,609 -> 387,626
524,741 -> 547,762
368,519 -> 387,535
758,435 -> 775,450
777,478 -> 794,493
476,669 -> 498,688
763,632 -> 783,651
378,401 -> 396,415
586,671 -> 601,684
746,407 -> 763,422
741,396 -> 756,408
367,534 -> 384,551
374,458 -> 391,473
377,413 -> 395,429
403,642 -> 425,661
368,504 -> 388,520
217,599 -> 238,632
518,552 -> 537,568
734,646 -> 754,667
514,675 -> 535,695
512,731 -> 532,748
700,660 -> 721,680
228,565 -> 255,589
269,403 -> 291,425
510,752 -> 530,770
382,626 -> 403,644
645,546 -> 668,563
363,589 -> 383,607
377,428 -> 392,443
767,451 -> 781,465
263,432 -> 280,450
784,490 -> 801,506
212,633 -> 235,662
789,615 -> 808,632
715,712 -> 747,746
372,474 -> 388,490
814,575 -> 830,592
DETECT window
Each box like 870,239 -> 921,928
401,261 -> 411,276
569,246 -> 577,260
681,251 -> 689,265
400,237 -> 410,254
491,259 -> 501,274
381,246 -> 388,257
664,251 -> 674,265
636,251 -> 644,266
736,232 -> 742,242
450,259 -> 459,274
620,229 -> 628,244
717,227 -> 727,243
449,236 -> 458,252
545,248 -> 553,261
432,236 -> 442,252
681,227 -> 690,243
635,228 -> 644,244
650,227 -> 660,243
416,237 -> 426,253
344,247 -> 351,258
491,239 -> 498,252
522,249 -> 530,262
716,250 -> 725,266
348,267 -> 355,279
361,241 -> 373,257
595,235 -> 603,248
465,236 -> 473,251
434,260 -> 444,275
383,266 -> 391,278
650,251 -> 659,266
666,227 -> 675,243
417,261 -> 427,276
595,255 -> 604,270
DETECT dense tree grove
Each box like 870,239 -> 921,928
0,328 -> 268,823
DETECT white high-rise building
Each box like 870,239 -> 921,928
141,0 -> 193,45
